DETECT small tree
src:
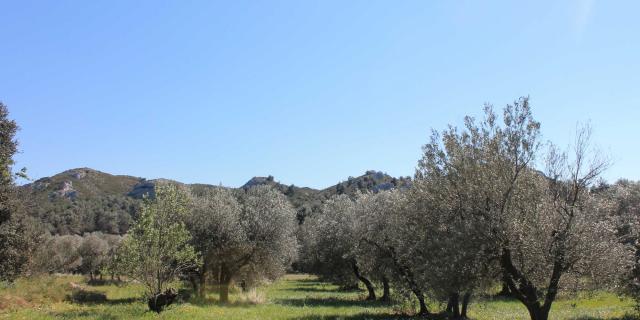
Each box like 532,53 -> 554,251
118,183 -> 198,307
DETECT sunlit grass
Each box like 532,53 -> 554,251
0,274 -> 637,319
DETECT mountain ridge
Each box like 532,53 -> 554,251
20,167 -> 411,235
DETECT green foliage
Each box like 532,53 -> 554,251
0,102 -> 41,282
24,192 -> 140,235
117,184 -> 199,297
19,168 -> 144,235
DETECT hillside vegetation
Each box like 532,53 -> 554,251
19,168 -> 406,233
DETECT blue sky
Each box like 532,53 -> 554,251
2,0 -> 639,189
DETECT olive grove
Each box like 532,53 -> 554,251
0,99 -> 638,318
299,98 -> 635,320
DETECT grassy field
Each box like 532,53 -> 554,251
0,274 -> 637,319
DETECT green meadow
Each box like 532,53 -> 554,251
0,274 -> 636,320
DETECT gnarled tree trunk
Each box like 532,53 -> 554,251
351,261 -> 376,300
219,263 -> 232,303
502,248 -> 558,320
380,276 -> 390,302
450,293 -> 460,318
413,289 -> 429,316
461,291 -> 471,318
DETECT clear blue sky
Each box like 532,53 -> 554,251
2,0 -> 639,189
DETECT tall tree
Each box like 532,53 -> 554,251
411,98 -> 632,320
0,102 -> 36,281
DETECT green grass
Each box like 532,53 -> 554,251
0,274 -> 636,319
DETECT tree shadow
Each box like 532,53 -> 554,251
276,297 -> 386,308
69,296 -> 141,306
290,277 -> 322,283
187,295 -> 265,308
48,310 -> 121,320
290,313 -> 418,320
103,297 -> 139,305
284,281 -> 326,287
572,315 -> 639,320
284,286 -> 338,293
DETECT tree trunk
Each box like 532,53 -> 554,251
414,289 -> 429,316
380,276 -> 390,302
351,261 -> 376,300
450,293 -> 460,318
461,291 -> 471,318
188,276 -> 198,295
219,280 -> 230,303
497,278 -> 511,297
198,269 -> 207,298
526,304 -> 550,320
219,264 -> 231,303
361,240 -> 428,312
501,248 -> 555,320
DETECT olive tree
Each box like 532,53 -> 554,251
353,190 -> 413,305
352,192 -> 395,302
411,98 -> 632,320
187,185 -> 297,303
185,186 -> 243,298
607,180 -> 640,305
32,234 -> 83,274
355,190 -> 433,314
77,233 -> 109,281
303,194 -> 377,300
117,183 -> 199,304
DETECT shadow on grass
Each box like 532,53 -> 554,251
290,277 -> 322,283
187,296 -> 265,308
573,315 -> 640,320
276,297 -> 387,308
69,296 -> 141,306
290,313 -> 418,320
49,310 -> 121,320
284,281 -> 326,287
284,286 -> 339,293
103,297 -> 139,305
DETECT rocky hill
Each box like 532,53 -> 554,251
20,168 -> 410,235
